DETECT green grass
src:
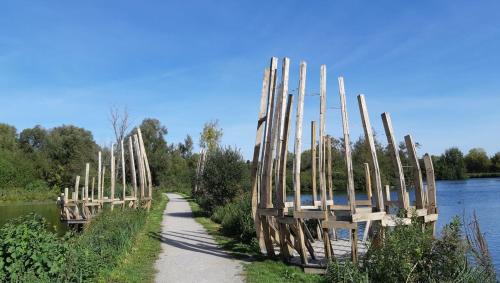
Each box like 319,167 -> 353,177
0,187 -> 58,202
98,192 -> 169,283
184,196 -> 323,283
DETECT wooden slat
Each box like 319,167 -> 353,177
276,58 -> 290,212
319,65 -> 327,211
405,135 -> 425,209
311,121 -> 317,203
250,67 -> 270,253
363,163 -> 372,200
97,151 -> 102,202
293,210 -> 327,219
327,136 -> 333,201
423,154 -> 437,213
352,211 -> 386,222
121,139 -> 126,202
357,95 -> 384,211
137,127 -> 152,198
84,163 -> 89,202
293,61 -> 308,265
424,213 -> 438,223
381,112 -> 408,209
322,220 -> 357,229
338,77 -> 356,214
110,144 -> 115,211
128,137 -> 138,200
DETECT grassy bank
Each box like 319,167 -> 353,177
99,191 -> 168,282
0,187 -> 58,202
0,190 -> 168,282
467,172 -> 500,178
185,195 -> 323,283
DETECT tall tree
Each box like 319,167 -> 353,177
464,148 -> 491,173
199,120 -> 223,152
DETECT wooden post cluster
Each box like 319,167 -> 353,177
58,127 -> 154,225
250,57 -> 439,271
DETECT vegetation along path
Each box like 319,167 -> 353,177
154,193 -> 244,283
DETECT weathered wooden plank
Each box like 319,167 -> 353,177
352,211 -> 386,222
134,135 -> 145,199
327,136 -> 333,201
293,61 -> 308,265
121,139 -> 126,202
128,137 -> 137,199
91,177 -> 95,202
276,58 -> 290,210
261,57 -> 278,209
357,95 -> 384,211
404,135 -> 425,209
84,163 -> 89,202
97,151 -> 102,202
423,154 -> 437,213
110,144 -> 115,211
251,67 -> 270,223
381,112 -> 408,209
74,175 -> 80,201
137,128 -> 153,198
322,220 -> 357,229
338,77 -> 356,214
319,65 -> 327,211
293,210 -> 327,219
311,121 -> 317,204
364,163 -> 372,200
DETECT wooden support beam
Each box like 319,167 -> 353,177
423,154 -> 437,213
251,67 -> 270,253
404,135 -> 425,209
74,175 -> 80,201
64,187 -> 68,203
121,139 -> 126,204
364,163 -> 372,200
293,61 -> 308,265
101,165 -> 106,201
91,177 -> 95,202
357,95 -> 384,211
260,57 -> 278,209
137,127 -> 153,198
277,94 -> 293,209
327,136 -> 333,201
276,58 -> 290,210
129,137 -> 138,200
381,112 -> 408,209
319,65 -> 327,211
338,77 -> 356,214
84,163 -> 89,202
110,144 -> 115,211
97,151 -> 102,202
311,121 -> 317,203
134,134 -> 145,200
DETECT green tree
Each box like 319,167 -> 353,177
19,125 -> 47,153
44,125 -> 99,188
434,148 -> 466,180
464,148 -> 491,173
134,119 -> 169,187
490,152 -> 500,172
0,123 -> 17,150
199,120 -> 223,152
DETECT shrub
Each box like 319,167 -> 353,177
197,146 -> 249,213
325,260 -> 368,283
0,213 -> 68,282
211,193 -> 255,243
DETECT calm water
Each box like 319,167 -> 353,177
288,178 -> 500,273
0,201 -> 67,235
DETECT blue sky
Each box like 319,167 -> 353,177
1,0 -> 499,159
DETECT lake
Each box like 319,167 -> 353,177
0,200 -> 67,235
288,178 -> 500,274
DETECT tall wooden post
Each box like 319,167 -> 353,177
259,57 -> 278,256
251,67 -> 270,253
137,128 -> 151,196
327,136 -> 333,201
84,163 -> 89,202
311,121 -> 317,204
91,177 -> 95,202
336,77 -> 358,261
129,137 -> 138,202
364,163 -> 372,200
134,135 -> 145,200
276,58 -> 290,210
423,154 -> 438,235
381,112 -> 408,210
338,77 -> 356,214
121,139 -> 126,206
293,61 -> 308,265
110,144 -> 115,211
357,95 -> 384,211
98,151 -> 102,204
404,135 -> 425,209
319,65 -> 327,211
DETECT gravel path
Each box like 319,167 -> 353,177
154,193 -> 244,283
